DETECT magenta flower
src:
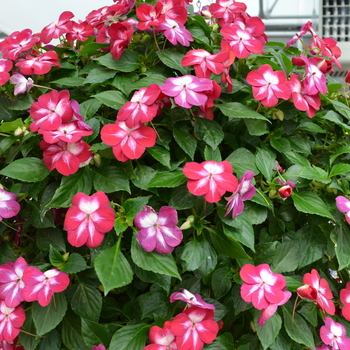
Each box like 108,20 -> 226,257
0,59 -> 13,86
158,19 -> 193,47
320,317 -> 350,350
0,302 -> 25,343
209,0 -> 247,27
64,192 -> 115,248
240,264 -> 287,310
183,160 -> 238,203
160,75 -> 213,109
9,74 -> 34,96
340,282 -> 350,321
15,51 -> 60,76
225,170 -> 256,219
22,267 -> 70,307
170,289 -> 216,310
246,64 -> 291,107
0,190 -> 20,222
144,321 -> 177,350
336,196 -> 350,225
170,306 -> 219,350
91,345 -> 106,350
0,257 -> 28,308
40,11 -> 74,44
135,206 -> 183,254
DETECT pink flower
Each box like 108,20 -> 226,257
101,121 -> 156,162
15,51 -> 60,76
0,60 -> 13,86
40,139 -> 93,176
64,192 -> 115,248
296,269 -> 335,315
171,306 -> 219,350
161,75 -> 213,109
30,90 -> 74,132
136,3 -> 165,30
9,74 -> 33,96
240,264 -> 287,310
22,268 -> 69,307
320,317 -> 350,350
276,178 -> 295,200
144,321 -> 177,350
40,11 -> 74,44
0,190 -> 20,222
170,289 -> 215,310
108,22 -> 134,60
183,160 -> 238,203
66,21 -> 94,42
336,196 -> 350,225
135,206 -> 183,254
91,344 -> 106,350
225,170 -> 256,219
209,0 -> 247,27
0,302 -> 25,343
0,258 -> 28,308
158,19 -> 193,47
117,84 -> 161,128
246,64 -> 291,107
286,21 -> 315,48
340,282 -> 350,321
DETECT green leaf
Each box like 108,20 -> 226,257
244,119 -> 269,136
255,148 -> 276,183
197,240 -> 217,276
81,319 -> 111,348
323,110 -> 350,131
330,163 -> 350,177
256,313 -> 282,350
131,235 -> 181,280
204,145 -> 222,162
284,151 -> 310,167
288,134 -> 312,155
297,302 -> 318,327
250,189 -> 273,210
111,73 -> 139,95
132,74 -> 166,90
94,241 -> 133,295
49,245 -> 64,267
95,50 -> 140,72
282,303 -> 315,350
297,121 -> 326,134
156,50 -> 190,75
47,167 -> 92,208
137,291 -> 171,319
132,164 -> 157,189
32,292 -> 67,336
92,90 -> 127,110
93,166 -> 130,193
217,102 -> 269,121
19,309 -> 41,350
147,170 -> 187,188
109,323 -> 150,350
330,145 -> 350,164
222,220 -> 255,252
0,118 -> 23,133
328,98 -> 350,120
270,138 -> 291,153
124,196 -> 151,220
292,192 -> 334,220
226,148 -> 259,178
78,42 -> 110,56
169,184 -> 197,210
331,224 -> 350,270
147,145 -> 171,168
84,67 -> 116,84
38,329 -> 61,350
299,166 -> 331,184
51,77 -> 85,86
134,266 -> 171,293
272,51 -> 293,75
0,157 -> 50,182
194,118 -> 224,149
61,253 -> 89,274
180,237 -> 206,271
173,127 -> 197,159
71,283 -> 102,322
205,333 -> 235,350
205,227 -> 251,259
271,240 -> 299,273
211,267 -> 232,299
62,317 -> 90,350
36,228 -> 66,253
0,242 -> 16,265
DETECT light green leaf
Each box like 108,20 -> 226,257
256,313 -> 282,350
226,148 -> 259,178
299,166 -> 331,184
284,151 -> 310,167
109,323 -> 150,350
255,148 -> 276,183
330,163 -> 350,177
217,102 -> 269,121
95,50 -> 140,72
92,90 -> 127,110
147,170 -> 187,188
330,146 -> 350,164
51,77 -> 85,86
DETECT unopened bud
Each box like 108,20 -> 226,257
14,127 -> 23,137
278,185 -> 293,199
93,154 -> 101,165
274,110 -> 284,121
62,252 -> 70,261
268,189 -> 277,198
180,215 -> 194,230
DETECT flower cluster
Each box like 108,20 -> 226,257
0,257 -> 69,342
144,289 -> 219,350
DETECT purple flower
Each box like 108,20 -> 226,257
158,19 -> 193,47
0,189 -> 20,221
134,206 -> 183,254
224,170 -> 256,219
336,196 -> 350,225
9,73 -> 33,95
170,289 -> 215,310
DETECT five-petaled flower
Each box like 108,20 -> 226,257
336,196 -> 350,225
143,321 -> 177,350
170,288 -> 216,310
320,317 -> 350,350
183,160 -> 238,203
135,206 -> 183,254
0,301 -> 25,343
340,282 -> 350,321
64,192 -> 115,248
0,190 -> 20,222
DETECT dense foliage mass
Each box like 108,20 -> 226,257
1,0 -> 350,349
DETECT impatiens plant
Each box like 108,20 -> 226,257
2,0 -> 350,349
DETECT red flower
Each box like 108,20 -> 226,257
144,321 -> 177,350
66,21 -> 94,42
40,11 -> 74,44
22,268 -> 70,307
136,3 -> 165,30
183,160 -> 238,203
108,22 -> 134,60
171,306 -> 219,350
0,302 -> 25,343
0,60 -> 13,86
15,51 -> 60,75
340,282 -> 350,321
101,121 -> 156,162
296,269 -> 335,315
64,192 -> 115,248
30,90 -> 73,132
209,0 -> 247,27
240,264 -> 287,310
246,64 -> 291,107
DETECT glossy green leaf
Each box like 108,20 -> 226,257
93,166 -> 130,193
156,50 -> 190,75
51,77 -> 85,86
81,319 -> 111,348
226,148 -> 259,178
217,102 -> 269,121
95,50 -> 140,72
299,166 -> 330,184
256,313 -> 282,350
329,163 -> 350,177
123,195 -> 151,220
255,148 -> 276,183
147,145 -> 171,168
180,237 -> 206,271
109,323 -> 150,350
92,90 -> 127,110
194,118 -> 224,149
147,170 -> 187,188
330,145 -> 350,164
61,253 -> 89,274
331,224 -> 350,270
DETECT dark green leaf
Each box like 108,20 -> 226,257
173,127 -> 197,159
244,119 -> 269,136
19,309 -> 40,350
95,50 -> 140,72
284,151 -> 310,167
197,240 -> 217,276
124,196 -> 151,220
256,313 -> 282,350
0,157 -> 50,182
270,138 -> 291,153
137,291 -> 171,319
132,164 -> 157,189
194,118 -> 224,149
205,333 -> 234,350
147,170 -> 187,188
297,302 -> 318,327
84,67 -> 116,84
132,74 -> 166,89
109,323 -> 150,350
331,224 -> 350,270
330,145 -> 350,164
92,90 -> 127,110
272,51 -> 293,75
156,50 -> 190,75
271,240 -> 299,273
218,102 -> 269,121
111,73 -> 139,95
49,245 -> 64,268
134,266 -> 171,293
180,237 -> 206,271
61,253 -> 89,274
147,145 -> 171,168
81,319 -> 111,348
222,218 -> 255,252
226,148 -> 259,178
62,317 -> 90,350
211,267 -> 232,299
36,228 -> 66,253
255,148 -> 276,183
93,166 -> 130,193
80,99 -> 103,120
51,77 -> 85,86
169,184 -> 197,210
78,42 -> 110,56
0,242 -> 16,265
38,329 -> 61,350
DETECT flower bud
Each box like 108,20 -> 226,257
14,127 -> 23,137
93,154 -> 101,165
278,185 -> 293,199
180,215 -> 194,230
345,70 -> 350,84
273,110 -> 284,121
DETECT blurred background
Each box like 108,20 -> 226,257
0,0 -> 348,75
